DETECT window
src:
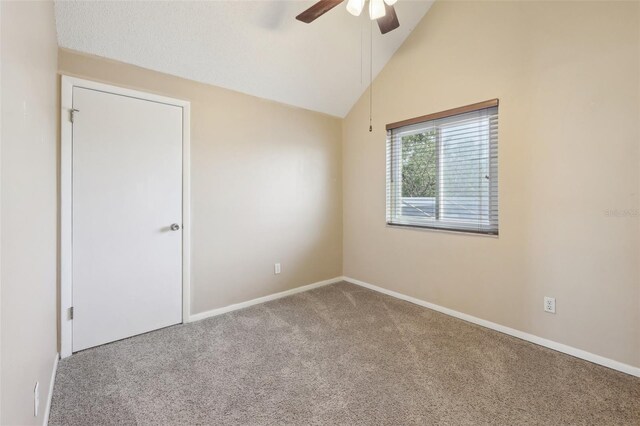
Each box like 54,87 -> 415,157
386,100 -> 499,235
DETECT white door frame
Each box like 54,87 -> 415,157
60,75 -> 191,358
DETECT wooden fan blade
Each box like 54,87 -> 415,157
377,3 -> 400,34
296,0 -> 344,23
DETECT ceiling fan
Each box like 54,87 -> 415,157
296,0 -> 400,34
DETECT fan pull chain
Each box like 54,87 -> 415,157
369,20 -> 373,132
360,20 -> 363,86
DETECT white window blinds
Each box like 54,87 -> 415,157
386,100 -> 499,235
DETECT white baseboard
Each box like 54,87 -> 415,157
43,353 -> 59,426
342,276 -> 640,378
186,274 -> 639,377
188,276 -> 343,322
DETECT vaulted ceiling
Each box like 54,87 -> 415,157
54,1 -> 433,117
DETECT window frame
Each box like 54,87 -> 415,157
386,99 -> 499,236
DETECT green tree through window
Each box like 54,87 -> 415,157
401,130 -> 437,197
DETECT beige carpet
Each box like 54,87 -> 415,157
49,282 -> 640,425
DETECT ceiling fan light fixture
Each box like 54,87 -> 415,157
383,0 -> 398,5
346,0 -> 365,16
369,0 -> 386,20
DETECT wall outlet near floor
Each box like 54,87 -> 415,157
544,297 -> 556,314
274,263 -> 281,275
34,381 -> 40,417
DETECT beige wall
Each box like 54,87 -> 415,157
343,1 -> 640,368
58,49 -> 343,316
1,1 -> 59,424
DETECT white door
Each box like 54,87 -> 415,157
72,87 -> 183,352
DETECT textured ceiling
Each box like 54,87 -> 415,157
54,0 -> 433,117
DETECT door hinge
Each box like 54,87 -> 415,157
69,306 -> 74,320
70,109 -> 79,123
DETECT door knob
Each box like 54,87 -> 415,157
170,223 -> 180,231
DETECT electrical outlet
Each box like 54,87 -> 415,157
544,297 -> 556,314
34,381 -> 39,417
274,263 -> 281,275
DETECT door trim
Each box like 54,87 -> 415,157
60,75 -> 191,358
